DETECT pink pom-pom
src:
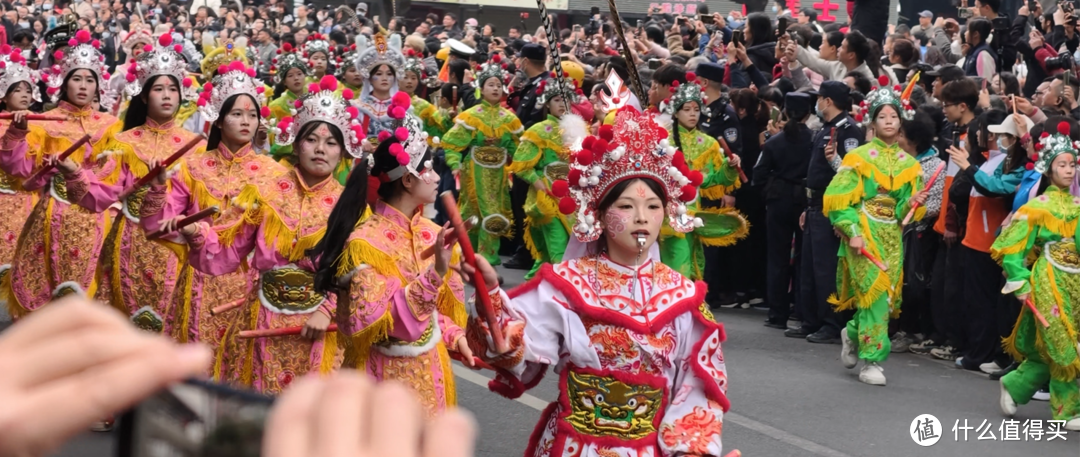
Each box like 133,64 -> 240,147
877,75 -> 889,87
679,185 -> 697,202
90,39 -> 100,49
308,83 -> 320,93
125,73 -> 136,82
389,142 -> 405,157
686,72 -> 697,82
342,89 -> 354,99
378,131 -> 392,142
246,68 -> 256,77
46,86 -> 58,95
1058,121 -> 1071,135
260,106 -> 270,118
346,106 -> 359,119
197,98 -> 207,107
255,86 -> 265,94
551,180 -> 569,198
143,44 -> 153,53
319,75 -> 337,92
0,62 -> 6,69
203,82 -> 213,91
102,72 -> 109,80
558,197 -> 577,215
293,99 -> 303,108
53,50 -> 64,60
68,38 -> 77,47
174,44 -> 183,53
282,116 -> 293,124
395,127 -> 409,142
158,34 -> 172,46
76,30 -> 91,43
0,44 -> 9,54
390,106 -> 406,119
392,91 -> 411,107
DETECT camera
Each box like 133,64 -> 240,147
1045,54 -> 1073,72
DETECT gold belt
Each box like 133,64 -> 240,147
862,194 -> 897,223
124,185 -> 150,220
0,169 -> 17,194
259,266 -> 324,313
544,162 -> 569,182
51,174 -> 68,201
1046,241 -> 1080,270
472,145 -> 507,168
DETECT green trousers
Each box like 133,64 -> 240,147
1002,312 -> 1080,420
845,293 -> 892,363
525,222 -> 569,280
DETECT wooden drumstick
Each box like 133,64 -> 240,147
25,134 -> 92,183
118,134 -> 205,200
420,215 -> 478,260
145,206 -> 220,240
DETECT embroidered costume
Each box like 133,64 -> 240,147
0,30 -> 122,317
824,77 -> 922,374
469,108 -> 730,457
353,34 -> 406,138
993,126 -> 1080,423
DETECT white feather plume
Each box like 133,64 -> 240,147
559,112 -> 588,151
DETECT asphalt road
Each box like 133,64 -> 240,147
45,263 -> 1080,457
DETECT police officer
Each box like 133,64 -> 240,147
696,62 -> 743,157
788,81 -> 864,343
754,92 -> 813,329
504,43 -> 550,270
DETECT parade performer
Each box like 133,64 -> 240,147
660,72 -> 747,280
105,29 -> 153,118
401,49 -> 451,141
165,76 -> 360,394
300,33 -> 333,84
334,43 -> 363,102
309,104 -> 471,416
353,33 -> 407,140
441,55 -> 522,265
0,46 -> 44,294
140,61 -> 281,380
508,76 -> 586,279
0,29 -> 121,318
993,122 -> 1080,430
184,39 -> 251,133
825,75 -> 927,386
94,33 -> 203,335
267,42 -> 308,160
464,107 -> 730,457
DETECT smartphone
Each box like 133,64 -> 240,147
770,105 -> 781,123
116,380 -> 273,457
777,17 -> 789,37
699,14 -> 714,25
560,55 -> 570,62
732,30 -> 743,47
648,58 -> 662,70
958,7 -> 974,19
677,17 -> 688,26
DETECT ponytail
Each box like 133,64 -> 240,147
309,160 -> 370,295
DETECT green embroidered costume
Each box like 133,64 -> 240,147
268,89 -> 304,160
823,137 -> 924,362
993,186 -> 1080,420
412,95 -> 452,143
441,100 -> 523,265
509,115 -> 571,279
660,125 -> 746,280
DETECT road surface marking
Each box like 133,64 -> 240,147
452,365 -> 853,457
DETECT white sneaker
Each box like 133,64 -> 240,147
999,382 -> 1017,417
1033,389 -> 1051,401
980,361 -> 1004,374
1065,417 -> 1080,431
840,331 -> 858,369
859,363 -> 886,385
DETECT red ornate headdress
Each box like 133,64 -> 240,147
552,107 -> 705,242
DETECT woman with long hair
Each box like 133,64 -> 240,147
267,43 -> 309,160
0,46 -> 45,298
139,61 -> 284,380
309,103 -> 471,416
661,72 -> 746,280
354,34 -> 407,142
95,34 -> 204,336
992,122 -> 1080,430
964,18 -> 998,79
825,75 -> 927,386
162,76 -> 360,394
441,54 -> 522,266
464,108 -> 731,456
0,30 -> 122,318
401,49 -> 451,141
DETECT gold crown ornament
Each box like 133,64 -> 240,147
195,61 -> 267,123
123,33 -> 198,102
269,42 -> 308,85
552,108 -> 705,241
272,76 -> 365,159
1031,121 -> 1080,175
355,33 -> 406,81
856,74 -> 916,126
0,44 -> 41,104
661,72 -> 711,118
44,30 -> 113,111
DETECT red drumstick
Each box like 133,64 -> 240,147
1025,297 -> 1051,329
210,297 -> 247,316
0,113 -> 68,121
237,324 -> 340,339
145,206 -> 220,240
716,135 -> 748,183
419,215 -> 478,260
860,247 -> 889,272
440,191 -> 507,353
118,134 -> 205,200
902,162 -> 946,225
25,134 -> 92,183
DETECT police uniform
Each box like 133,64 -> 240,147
697,63 -> 743,157
796,81 -> 864,341
755,93 -> 813,328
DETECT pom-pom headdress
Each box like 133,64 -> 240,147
355,33 -> 405,80
301,33 -> 334,62
0,44 -> 41,104
535,74 -> 581,110
1032,121 -> 1080,175
196,61 -> 267,123
45,30 -> 113,111
120,29 -> 154,56
474,53 -> 510,90
856,74 -> 915,126
383,93 -> 433,180
272,75 -> 364,159
661,72 -> 711,118
200,39 -> 249,77
124,32 -> 198,102
334,44 -> 360,78
551,108 -> 705,242
402,49 -> 425,79
270,42 -> 308,85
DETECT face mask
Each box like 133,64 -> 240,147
151,18 -> 159,26
92,3 -> 100,9
18,21 -> 28,28
772,5 -> 779,13
102,31 -> 110,39
43,3 -> 52,10
109,25 -> 116,32
996,138 -> 1010,152
814,102 -> 824,120
153,7 -> 161,14
727,15 -> 735,23
185,30 -> 192,39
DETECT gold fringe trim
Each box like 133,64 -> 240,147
700,184 -> 734,200
1017,205 -> 1079,239
1001,309 -> 1025,362
2,268 -> 26,320
179,159 -> 224,211
455,111 -> 524,140
319,330 -> 338,375
174,263 -> 194,343
335,238 -> 406,283
438,342 -> 457,406
436,280 -> 468,329
345,310 -> 394,369
522,216 -> 543,260
697,207 -> 751,247
239,297 -> 260,386
217,184 -> 327,262
822,181 -> 866,217
107,216 -> 126,315
843,151 -> 922,192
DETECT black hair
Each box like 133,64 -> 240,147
782,102 -> 811,139
966,18 -> 992,47
940,79 -> 980,112
597,178 -> 667,216
653,63 -> 687,87
744,12 -> 773,47
123,74 -> 180,131
329,30 -> 347,45
824,30 -> 844,50
844,70 -> 872,95
891,38 -> 918,67
800,7 -> 818,21
59,69 -> 100,107
445,12 -> 457,22
843,30 -> 871,65
978,0 -> 1001,13
645,26 -> 664,45
447,59 -> 470,84
292,120 -> 347,165
901,111 -> 936,155
996,72 -> 1020,96
440,82 -> 460,106
758,86 -> 784,108
0,80 -> 32,112
11,29 -> 33,44
977,109 -> 1008,153
206,94 -> 262,150
309,155 -> 370,295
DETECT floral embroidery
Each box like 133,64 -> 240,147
385,230 -> 398,242
172,136 -> 183,144
132,130 -> 143,138
321,195 -> 336,208
203,158 -> 218,169
279,371 -> 295,387
419,228 -> 435,244
868,149 -> 879,158
1039,195 -> 1049,202
247,162 -> 262,174
277,179 -> 293,193
1051,305 -> 1061,317
660,407 -> 721,455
